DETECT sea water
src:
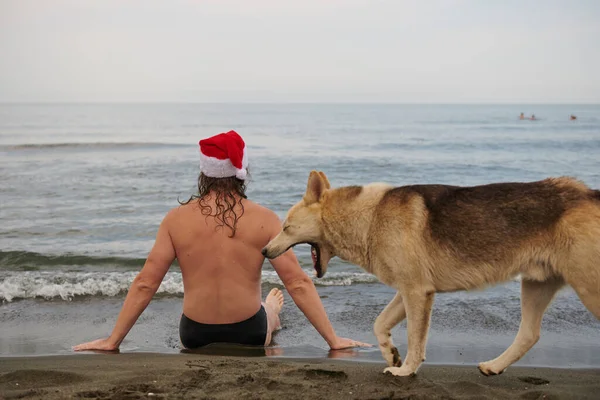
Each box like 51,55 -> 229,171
1,103 -> 599,366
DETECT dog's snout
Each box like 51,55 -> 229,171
261,247 -> 268,257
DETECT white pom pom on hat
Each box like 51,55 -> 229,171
199,130 -> 248,180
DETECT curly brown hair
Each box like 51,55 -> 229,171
179,173 -> 248,237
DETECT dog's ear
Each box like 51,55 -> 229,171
318,171 -> 331,190
304,170 -> 327,204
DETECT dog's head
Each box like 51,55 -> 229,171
262,170 -> 334,278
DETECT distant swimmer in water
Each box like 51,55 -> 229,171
519,112 -> 525,120
570,115 -> 577,120
529,114 -> 536,121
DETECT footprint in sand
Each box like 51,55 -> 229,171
518,376 -> 550,385
0,370 -> 88,388
78,383 -> 162,399
303,369 -> 348,381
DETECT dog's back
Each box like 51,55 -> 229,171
399,178 -> 591,253
373,177 -> 600,290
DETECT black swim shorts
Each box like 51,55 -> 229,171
179,306 -> 268,349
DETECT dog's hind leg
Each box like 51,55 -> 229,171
568,275 -> 600,319
575,288 -> 600,319
563,246 -> 600,319
374,292 -> 406,367
560,206 -> 600,319
384,290 -> 434,377
478,277 -> 564,376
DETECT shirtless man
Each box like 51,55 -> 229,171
74,131 -> 367,352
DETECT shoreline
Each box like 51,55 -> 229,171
2,346 -> 599,370
1,353 -> 599,399
3,290 -> 599,369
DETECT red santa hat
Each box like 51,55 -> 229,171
199,130 -> 248,180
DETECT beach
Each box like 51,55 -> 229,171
1,353 -> 599,400
3,0 -> 600,397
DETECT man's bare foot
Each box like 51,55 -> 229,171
265,288 -> 284,315
263,288 -> 285,337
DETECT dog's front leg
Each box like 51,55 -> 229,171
384,290 -> 434,377
374,292 -> 406,367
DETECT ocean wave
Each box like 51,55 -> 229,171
262,270 -> 379,287
0,270 -> 379,302
0,250 -> 147,270
1,142 -> 187,151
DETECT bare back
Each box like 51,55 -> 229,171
167,196 -> 276,324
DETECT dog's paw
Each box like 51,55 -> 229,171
383,366 -> 415,377
478,362 -> 505,376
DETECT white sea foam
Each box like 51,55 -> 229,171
0,269 -> 378,302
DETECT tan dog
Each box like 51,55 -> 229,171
262,171 -> 600,376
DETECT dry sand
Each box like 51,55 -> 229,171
1,353 -> 599,400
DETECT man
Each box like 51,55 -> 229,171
74,130 -> 368,351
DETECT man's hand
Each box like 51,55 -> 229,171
328,337 -> 372,350
73,212 -> 176,355
73,338 -> 119,352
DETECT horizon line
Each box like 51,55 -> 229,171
1,101 -> 599,106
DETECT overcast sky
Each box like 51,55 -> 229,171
1,0 -> 599,103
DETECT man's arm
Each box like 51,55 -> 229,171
266,214 -> 370,350
73,211 -> 176,351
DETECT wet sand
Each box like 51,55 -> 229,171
1,353 -> 599,400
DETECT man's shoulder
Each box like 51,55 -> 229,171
243,200 -> 279,221
244,202 -> 282,239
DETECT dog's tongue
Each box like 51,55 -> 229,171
311,246 -> 317,267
